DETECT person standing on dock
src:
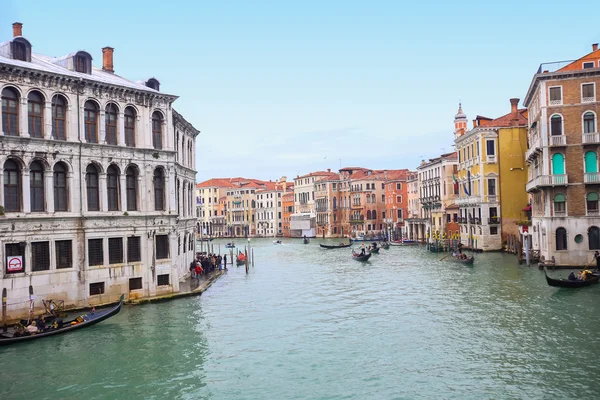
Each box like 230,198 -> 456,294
224,254 -> 227,268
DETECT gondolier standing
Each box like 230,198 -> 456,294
594,251 -> 600,269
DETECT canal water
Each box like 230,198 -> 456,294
1,239 -> 600,400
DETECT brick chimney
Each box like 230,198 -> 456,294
593,43 -> 599,52
472,119 -> 478,129
102,47 -> 114,73
327,168 -> 331,173
12,22 -> 22,37
510,98 -> 519,114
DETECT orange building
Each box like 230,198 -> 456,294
384,170 -> 411,240
282,191 -> 294,237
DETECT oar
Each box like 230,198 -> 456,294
440,253 -> 451,261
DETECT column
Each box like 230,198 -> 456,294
99,109 -> 106,144
118,111 -> 125,146
44,101 -> 52,139
120,173 -> 127,212
45,170 -> 54,213
99,172 -> 108,212
22,169 -> 31,213
0,167 -> 3,208
20,97 -> 29,138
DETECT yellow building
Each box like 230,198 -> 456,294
455,99 -> 528,250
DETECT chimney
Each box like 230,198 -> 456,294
12,22 -> 22,37
102,47 -> 114,73
510,98 -> 519,115
327,168 -> 331,173
593,43 -> 599,52
473,119 -> 478,129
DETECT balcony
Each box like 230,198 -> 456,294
526,174 -> 568,191
488,217 -> 501,225
455,196 -> 483,206
486,155 -> 496,164
583,133 -> 600,144
526,135 -> 541,161
486,195 -> 498,203
584,172 -> 600,183
549,135 -> 566,146
469,217 -> 481,225
582,96 -> 596,103
349,218 -> 365,224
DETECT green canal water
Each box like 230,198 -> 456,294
2,239 -> 600,399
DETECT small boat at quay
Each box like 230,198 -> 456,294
350,236 -> 385,242
197,237 -> 214,242
320,243 -> 352,249
225,242 -> 235,248
544,268 -> 600,288
0,295 -> 123,346
352,252 -> 372,261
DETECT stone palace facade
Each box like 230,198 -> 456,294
0,23 -> 199,319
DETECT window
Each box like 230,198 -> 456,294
129,277 -> 143,291
53,163 -> 68,211
554,194 -> 566,215
584,112 -> 596,133
127,236 -> 141,262
89,282 -> 105,295
157,274 -> 170,286
3,159 -> 21,212
88,238 -> 104,266
585,151 -> 598,173
56,240 -> 72,269
487,179 -> 496,196
108,238 -> 123,264
154,168 -> 165,211
552,153 -> 565,175
396,195 -> 402,203
549,87 -> 562,105
486,140 -> 495,156
183,235 -> 187,254
589,226 -> 600,250
446,214 -> 451,222
84,101 -> 98,143
156,235 -> 169,259
582,83 -> 595,102
52,95 -> 67,140
86,164 -> 100,211
490,226 -> 498,235
31,241 -> 50,272
587,193 -> 599,214
397,209 -> 402,218
583,61 -> 595,69
550,115 -> 563,136
28,161 -> 45,212
12,40 -> 27,61
105,104 -> 118,145
27,91 -> 44,138
107,165 -> 120,211
2,87 -> 19,135
396,183 -> 401,190
556,227 -> 567,251
152,111 -> 163,149
126,166 -> 137,211
124,107 -> 136,147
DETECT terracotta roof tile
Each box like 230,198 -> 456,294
485,109 -> 528,128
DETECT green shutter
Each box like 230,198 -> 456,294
585,151 -> 598,173
588,192 -> 599,201
554,193 -> 565,202
552,153 -> 565,175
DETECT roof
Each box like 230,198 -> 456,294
557,46 -> 600,72
484,109 -> 528,128
0,50 -> 174,97
296,170 -> 337,180
196,179 -> 236,189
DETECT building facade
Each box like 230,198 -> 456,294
524,44 -> 600,266
0,23 -> 199,319
405,172 -> 427,241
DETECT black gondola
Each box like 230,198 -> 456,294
0,295 -> 124,346
352,252 -> 371,261
453,255 -> 474,265
303,238 -> 310,244
544,269 -> 600,288
320,243 -> 352,249
369,247 -> 380,253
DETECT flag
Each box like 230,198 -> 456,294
467,171 -> 472,197
453,173 -> 459,193
463,182 -> 470,196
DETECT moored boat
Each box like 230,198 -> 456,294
369,247 -> 380,253
320,243 -> 352,249
225,242 -> 235,248
544,269 -> 599,288
0,295 -> 124,346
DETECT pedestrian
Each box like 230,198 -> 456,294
195,262 -> 203,280
189,260 -> 196,279
224,254 -> 227,268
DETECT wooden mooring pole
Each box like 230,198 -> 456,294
2,288 -> 7,333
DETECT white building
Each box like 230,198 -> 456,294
0,23 -> 199,319
291,171 -> 332,237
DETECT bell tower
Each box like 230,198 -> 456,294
454,103 -> 467,140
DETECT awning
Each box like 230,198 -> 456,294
522,205 -> 532,211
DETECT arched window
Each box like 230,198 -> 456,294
183,235 -> 187,254
372,210 -> 377,220
53,162 -> 68,211
154,168 -> 165,211
587,192 -> 599,215
152,112 -> 163,149
556,227 -> 567,251
584,112 -> 596,134
333,197 -> 337,210
550,115 -> 563,136
554,193 -> 566,215
589,226 -> 600,250
28,91 -> 44,138
2,87 -> 19,135
552,153 -> 565,175
107,165 -> 120,211
30,161 -> 45,212
367,210 -> 372,219
84,101 -> 98,143
125,166 -> 137,211
585,151 -> 598,173
52,95 -> 67,140
105,104 -> 118,145
3,159 -> 21,212
86,164 -> 100,211
124,107 -> 136,147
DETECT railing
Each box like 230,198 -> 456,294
488,217 -> 501,225
349,218 -> 365,224
487,195 -> 498,203
550,135 -> 566,146
526,134 -> 541,161
584,172 -> 600,183
486,155 -> 496,164
526,174 -> 568,191
588,209 -> 600,216
582,97 -> 595,103
554,210 -> 567,217
583,132 -> 600,144
549,99 -> 562,106
455,196 -> 483,206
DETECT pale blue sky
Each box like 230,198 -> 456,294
2,1 -> 599,182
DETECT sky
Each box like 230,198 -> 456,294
2,1 -> 599,182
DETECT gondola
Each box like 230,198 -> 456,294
452,254 -> 474,265
369,247 -> 380,253
381,243 -> 390,250
320,243 -> 352,249
352,252 -> 371,261
0,295 -> 124,346
198,237 -> 214,242
544,269 -> 600,288
303,238 -> 310,244
225,242 -> 235,248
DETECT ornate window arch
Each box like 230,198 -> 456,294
52,94 -> 67,140
53,162 -> 68,211
588,226 -> 600,250
107,164 -> 120,211
153,167 -> 165,211
30,160 -> 45,211
124,106 -> 136,147
584,111 -> 597,134
2,87 -> 20,135
86,164 -> 100,211
152,111 -> 163,149
550,114 -> 563,136
27,90 -> 45,138
84,100 -> 99,143
105,103 -> 119,145
556,227 -> 567,251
